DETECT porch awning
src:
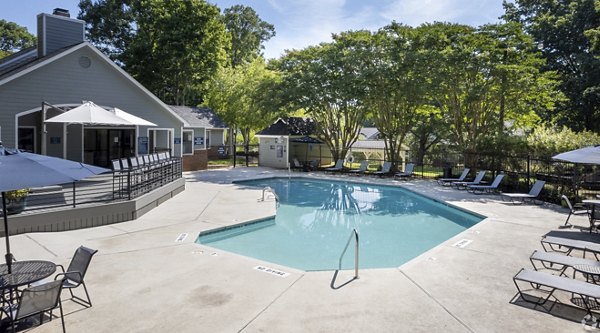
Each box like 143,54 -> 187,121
45,101 -> 156,126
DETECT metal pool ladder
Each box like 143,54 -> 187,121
338,228 -> 359,279
261,186 -> 279,202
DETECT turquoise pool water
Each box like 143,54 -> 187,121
196,178 -> 483,271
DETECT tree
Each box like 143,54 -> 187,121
418,22 -> 559,159
409,106 -> 448,166
276,32 -> 370,162
363,24 -> 427,171
77,0 -> 136,64
504,0 -> 600,132
223,5 -> 275,67
124,0 -> 229,105
0,19 -> 35,58
204,58 -> 281,151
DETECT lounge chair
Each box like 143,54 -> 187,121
561,195 -> 588,228
291,158 -> 303,171
466,174 -> 504,194
371,161 -> 392,176
453,170 -> 487,190
395,163 -> 414,179
513,268 -> 600,315
348,160 -> 368,175
529,249 -> 600,275
501,180 -> 545,204
437,168 -> 470,186
325,159 -> 344,172
540,235 -> 600,259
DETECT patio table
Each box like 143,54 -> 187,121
583,200 -> 600,233
0,260 -> 56,307
573,264 -> 600,284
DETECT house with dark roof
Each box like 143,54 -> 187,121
0,10 -> 219,170
255,117 -> 332,168
169,105 -> 228,161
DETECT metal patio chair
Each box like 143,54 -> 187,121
55,246 -> 98,308
1,279 -> 66,333
561,195 -> 588,228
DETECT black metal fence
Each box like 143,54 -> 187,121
7,156 -> 183,215
346,149 -> 599,204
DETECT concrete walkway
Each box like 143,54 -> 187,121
7,167 -> 594,332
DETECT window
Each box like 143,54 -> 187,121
18,127 -> 36,152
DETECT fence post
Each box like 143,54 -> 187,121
527,154 -> 531,187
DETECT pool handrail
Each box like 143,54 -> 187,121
338,228 -> 359,279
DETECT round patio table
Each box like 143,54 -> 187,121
0,260 -> 56,290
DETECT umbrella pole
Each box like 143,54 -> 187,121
2,192 -> 12,273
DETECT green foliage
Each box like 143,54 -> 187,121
0,19 -> 35,54
276,31 -> 370,161
527,125 -> 600,160
416,22 -> 559,156
124,0 -> 229,105
204,58 -> 282,144
363,24 -> 427,171
79,0 -> 230,105
223,5 -> 275,67
78,0 -> 136,64
504,0 -> 600,132
5,189 -> 30,200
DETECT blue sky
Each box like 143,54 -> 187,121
1,0 -> 507,59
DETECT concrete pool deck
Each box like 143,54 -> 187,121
8,167 -> 595,332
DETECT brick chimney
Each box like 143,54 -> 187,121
37,10 -> 85,58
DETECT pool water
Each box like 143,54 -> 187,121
196,178 -> 483,271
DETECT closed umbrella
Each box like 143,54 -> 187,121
552,146 -> 600,165
0,150 -> 109,272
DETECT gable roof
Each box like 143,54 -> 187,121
256,117 -> 316,136
0,41 -> 186,125
359,127 -> 380,140
168,105 -> 227,129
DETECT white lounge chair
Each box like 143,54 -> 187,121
437,168 -> 470,186
372,161 -> 392,176
453,170 -> 487,190
395,163 -> 414,179
348,160 -> 368,175
513,268 -> 600,316
325,159 -> 344,172
529,249 -> 600,275
467,174 -> 504,194
501,180 -> 545,204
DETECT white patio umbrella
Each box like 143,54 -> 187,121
112,108 -> 157,126
552,146 -> 600,165
45,101 -> 141,125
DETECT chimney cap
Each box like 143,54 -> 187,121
52,8 -> 70,17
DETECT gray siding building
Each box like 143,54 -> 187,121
0,10 -> 225,169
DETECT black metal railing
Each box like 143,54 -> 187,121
8,156 -> 183,215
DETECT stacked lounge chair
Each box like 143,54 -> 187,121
513,230 -> 600,318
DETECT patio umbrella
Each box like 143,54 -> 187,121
112,108 -> 157,126
552,145 -> 600,165
290,136 -> 324,161
45,101 -> 136,125
0,150 -> 109,273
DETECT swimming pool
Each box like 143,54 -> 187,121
196,177 -> 484,271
